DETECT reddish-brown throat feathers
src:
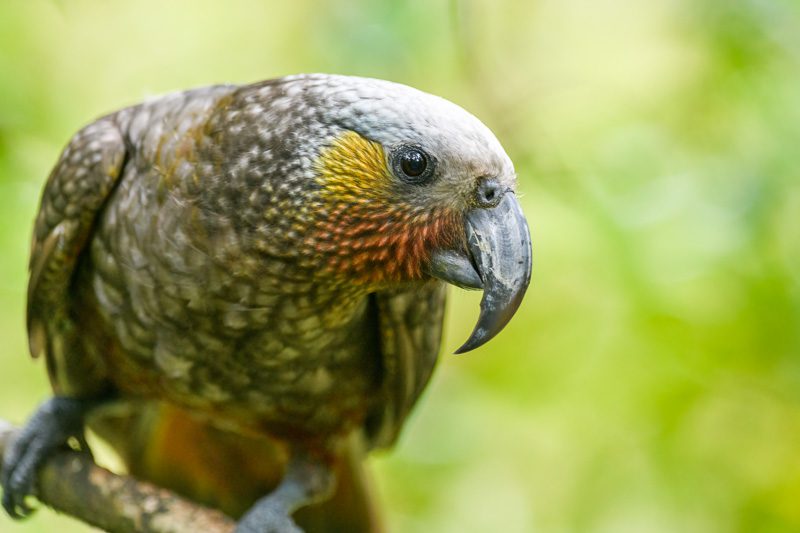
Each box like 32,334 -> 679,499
309,131 -> 462,285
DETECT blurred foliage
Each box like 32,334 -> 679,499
1,0 -> 799,532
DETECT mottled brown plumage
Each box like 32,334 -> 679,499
4,74 -> 532,532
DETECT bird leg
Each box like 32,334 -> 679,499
1,396 -> 98,518
236,451 -> 336,533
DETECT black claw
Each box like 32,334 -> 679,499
1,397 -> 95,519
2,423 -> 42,518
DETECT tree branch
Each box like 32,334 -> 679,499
0,420 -> 236,533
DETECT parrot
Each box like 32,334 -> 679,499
0,74 -> 532,532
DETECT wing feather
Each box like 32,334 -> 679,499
368,282 -> 447,449
27,118 -> 127,395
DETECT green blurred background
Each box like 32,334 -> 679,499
1,0 -> 799,531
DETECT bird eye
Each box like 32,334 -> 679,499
392,145 -> 434,184
401,149 -> 426,177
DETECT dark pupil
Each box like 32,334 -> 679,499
401,150 -> 427,177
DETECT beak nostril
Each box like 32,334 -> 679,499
476,179 -> 502,207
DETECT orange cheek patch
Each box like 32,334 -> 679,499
310,131 -> 462,284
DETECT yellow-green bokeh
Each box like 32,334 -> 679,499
1,1 -> 799,532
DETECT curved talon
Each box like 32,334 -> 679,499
2,418 -> 49,518
1,397 -> 95,519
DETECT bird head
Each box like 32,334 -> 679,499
232,75 -> 532,352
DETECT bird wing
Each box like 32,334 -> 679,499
367,281 -> 447,449
27,117 -> 128,396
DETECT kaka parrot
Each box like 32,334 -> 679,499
1,74 -> 532,532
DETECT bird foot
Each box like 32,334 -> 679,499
236,452 -> 335,533
236,501 -> 304,533
1,397 -> 94,518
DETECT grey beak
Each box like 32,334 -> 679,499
427,191 -> 532,353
